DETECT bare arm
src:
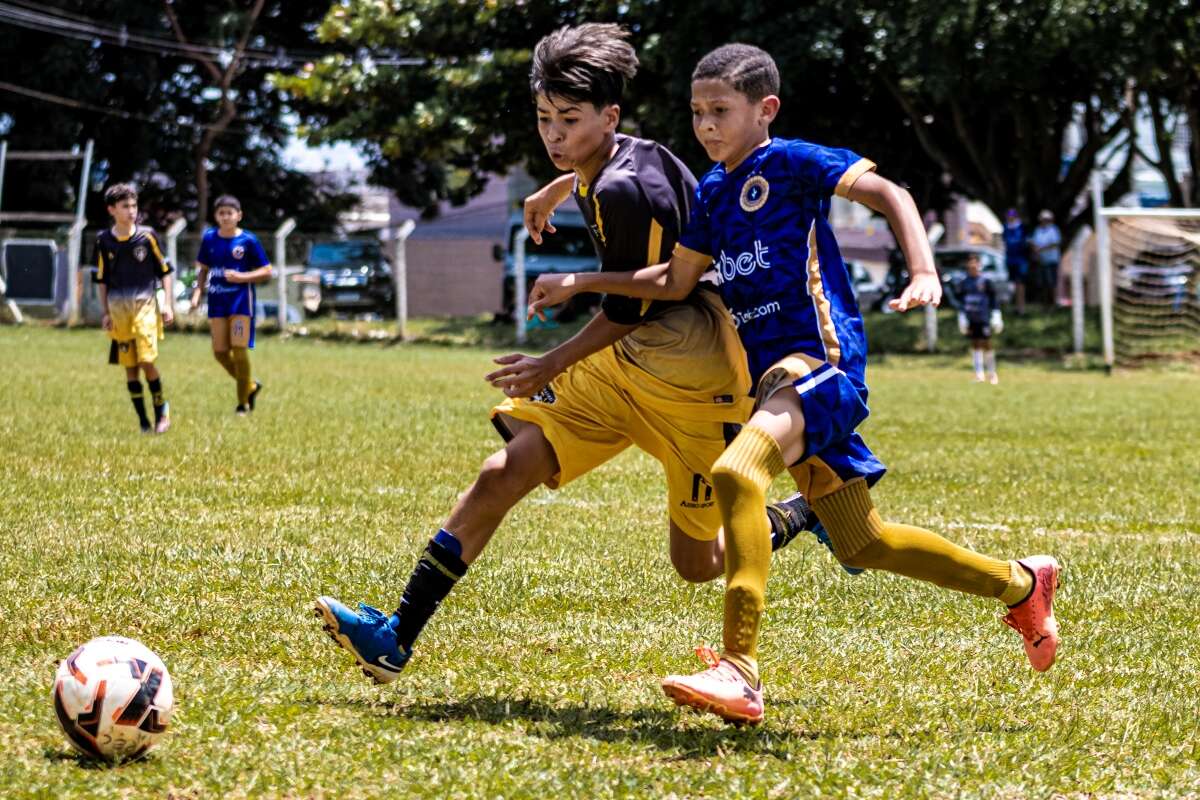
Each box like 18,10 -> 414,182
190,262 -> 209,308
486,311 -> 638,397
225,264 -> 274,284
98,285 -> 111,330
160,271 -> 175,323
524,173 -> 576,245
527,251 -> 709,320
847,172 -> 941,311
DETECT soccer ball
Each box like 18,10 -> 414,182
52,636 -> 174,761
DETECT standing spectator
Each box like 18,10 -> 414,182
1031,209 -> 1062,308
1002,208 -> 1029,315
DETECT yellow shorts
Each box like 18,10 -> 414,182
108,296 -> 162,368
492,295 -> 752,540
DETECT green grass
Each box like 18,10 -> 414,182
0,325 -> 1197,798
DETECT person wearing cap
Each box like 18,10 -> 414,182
1002,208 -> 1029,315
1030,209 -> 1062,308
190,195 -> 274,415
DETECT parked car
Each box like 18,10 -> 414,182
306,239 -> 394,316
934,245 -> 1014,308
496,210 -> 601,321
847,260 -> 887,312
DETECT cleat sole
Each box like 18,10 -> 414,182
312,599 -> 402,685
662,681 -> 763,726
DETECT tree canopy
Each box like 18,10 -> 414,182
278,0 -> 1200,240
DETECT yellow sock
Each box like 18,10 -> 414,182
213,350 -> 237,379
711,425 -> 786,683
813,480 -> 1030,604
231,347 -> 253,406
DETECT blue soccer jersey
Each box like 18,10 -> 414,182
677,138 -> 875,388
196,228 -> 269,319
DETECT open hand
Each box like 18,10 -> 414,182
527,273 -> 577,321
485,352 -> 560,398
888,272 -> 942,312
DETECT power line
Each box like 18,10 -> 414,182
0,1 -> 426,69
0,79 -> 259,135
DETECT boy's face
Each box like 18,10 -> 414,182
966,256 -> 981,276
215,206 -> 242,229
107,197 -> 137,227
535,93 -> 619,173
690,79 -> 779,166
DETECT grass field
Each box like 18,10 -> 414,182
1,324 -> 1197,799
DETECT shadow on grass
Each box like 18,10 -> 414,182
42,746 -> 156,769
308,693 -> 829,759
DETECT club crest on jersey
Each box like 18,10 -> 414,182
232,245 -> 245,260
740,175 -> 770,212
133,245 -> 148,262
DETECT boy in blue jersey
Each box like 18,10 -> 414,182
956,253 -> 1003,383
311,25 -> 829,687
530,43 -> 1060,724
94,183 -> 175,434
189,196 -> 273,414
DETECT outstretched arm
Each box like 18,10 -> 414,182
527,250 -> 709,321
848,172 -> 941,311
486,310 -> 638,397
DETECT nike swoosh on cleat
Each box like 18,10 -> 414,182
377,655 -> 405,671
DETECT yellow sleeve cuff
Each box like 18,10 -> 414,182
673,243 -> 712,268
834,158 -> 877,198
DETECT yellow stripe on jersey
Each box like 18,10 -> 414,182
146,232 -> 169,275
96,247 -> 105,281
646,218 -> 663,266
834,158 -> 877,198
805,221 -> 841,367
591,193 -> 606,245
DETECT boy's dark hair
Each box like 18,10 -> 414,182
530,23 -> 638,108
692,43 -> 780,101
104,183 -> 137,207
213,194 -> 241,212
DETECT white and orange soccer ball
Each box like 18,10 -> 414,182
52,636 -> 174,761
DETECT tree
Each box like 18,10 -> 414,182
0,0 -> 355,229
275,0 -> 950,218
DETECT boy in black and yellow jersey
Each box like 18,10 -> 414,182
314,24 -> 840,685
94,183 -> 175,434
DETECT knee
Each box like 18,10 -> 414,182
475,450 -> 539,500
671,548 -> 721,584
213,349 -> 230,360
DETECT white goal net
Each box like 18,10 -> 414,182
1098,209 -> 1200,367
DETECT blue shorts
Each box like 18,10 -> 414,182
207,288 -> 256,348
756,355 -> 886,500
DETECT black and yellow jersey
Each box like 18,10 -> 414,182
573,134 -> 701,326
93,226 -> 172,300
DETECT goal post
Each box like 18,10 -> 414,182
1091,175 -> 1200,369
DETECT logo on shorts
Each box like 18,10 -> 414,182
133,245 -> 148,262
530,385 -> 556,404
679,473 -> 715,508
232,245 -> 245,260
740,175 -> 770,213
119,342 -> 131,353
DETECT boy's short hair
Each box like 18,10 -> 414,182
214,194 -> 241,212
104,183 -> 137,207
692,43 -> 780,101
530,23 -> 638,108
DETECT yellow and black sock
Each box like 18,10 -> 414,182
126,380 -> 150,429
712,425 -> 786,685
147,377 -> 166,423
392,529 -> 468,652
812,480 -> 1032,605
231,347 -> 253,408
213,350 -> 237,379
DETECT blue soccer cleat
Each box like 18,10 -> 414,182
809,520 -> 865,576
313,596 -> 411,684
769,492 -> 865,576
